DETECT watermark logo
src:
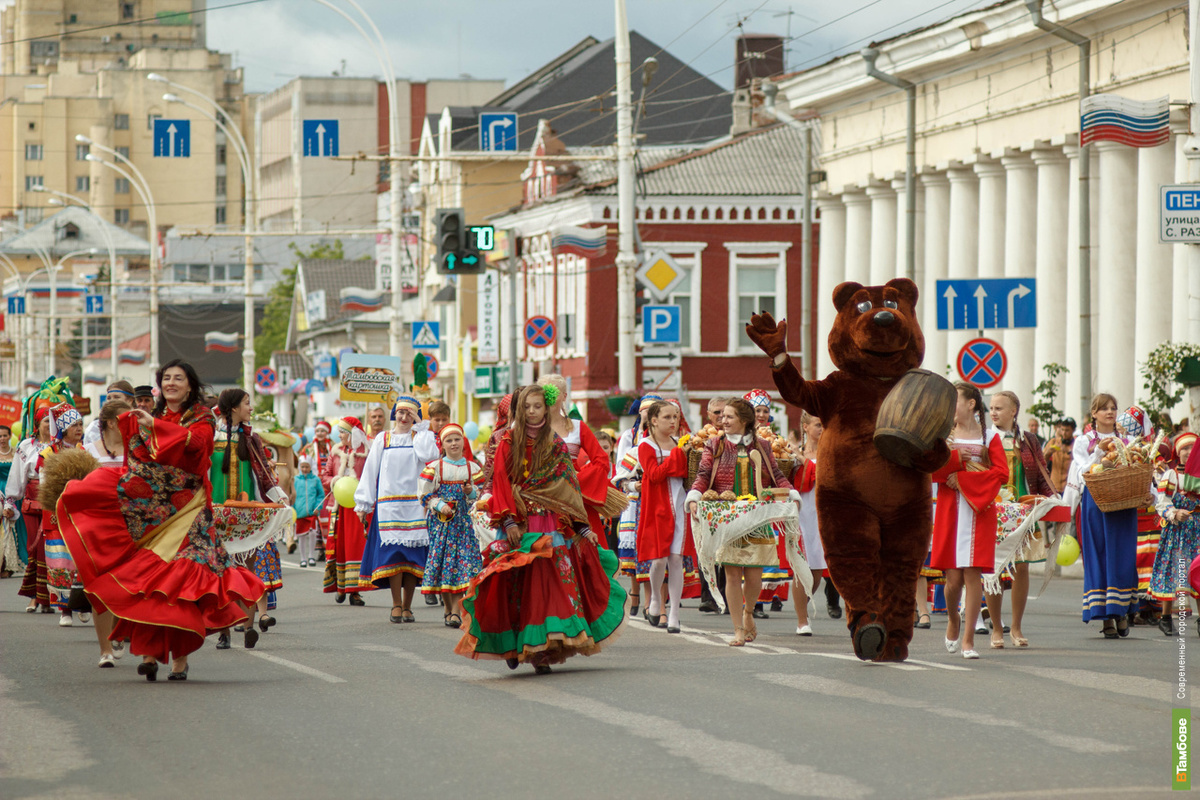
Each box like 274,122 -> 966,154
1176,708 -> 1190,790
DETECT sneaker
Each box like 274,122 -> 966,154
796,624 -> 813,636
78,612 -> 92,624
111,641 -> 125,658
98,653 -> 116,668
59,613 -> 73,627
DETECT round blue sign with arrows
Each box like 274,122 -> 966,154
957,337 -> 1007,389
524,316 -> 556,348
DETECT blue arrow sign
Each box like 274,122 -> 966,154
479,112 -> 517,152
302,120 -> 339,157
6,297 -> 25,315
86,295 -> 104,314
936,278 -> 1037,331
642,304 -> 682,344
153,119 -> 190,157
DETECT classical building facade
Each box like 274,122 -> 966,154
775,0 -> 1190,420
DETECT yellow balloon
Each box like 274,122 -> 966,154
333,475 -> 359,508
10,421 -> 22,440
1056,534 -> 1081,566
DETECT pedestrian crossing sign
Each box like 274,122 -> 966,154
412,321 -> 440,350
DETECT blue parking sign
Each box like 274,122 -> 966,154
642,305 -> 681,344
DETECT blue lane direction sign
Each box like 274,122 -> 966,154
302,120 -> 339,157
412,320 -> 440,350
479,112 -> 517,152
642,304 -> 682,344
7,297 -> 24,315
86,295 -> 104,314
936,278 -> 1036,331
524,315 -> 556,348
153,119 -> 190,157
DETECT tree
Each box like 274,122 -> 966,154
253,240 -> 343,410
1027,362 -> 1070,429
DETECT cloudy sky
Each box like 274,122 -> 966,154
199,0 -> 998,94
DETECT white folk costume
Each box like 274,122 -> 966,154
930,431 -> 1008,571
355,418 -> 440,587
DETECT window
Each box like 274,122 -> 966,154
727,243 -> 789,351
113,177 -> 130,194
215,176 -> 226,196
75,144 -> 89,160
75,175 -> 90,192
29,41 -> 58,59
113,113 -> 129,130
114,208 -> 130,224
24,143 -> 42,160
147,112 -> 160,130
216,144 -> 226,165
215,206 -> 227,225
122,3 -> 135,20
24,175 -> 43,191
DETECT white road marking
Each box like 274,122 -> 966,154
902,657 -> 973,672
239,650 -> 346,683
359,645 -> 870,799
999,664 -> 1169,702
758,672 -> 1128,754
801,652 -> 925,671
0,672 -> 97,780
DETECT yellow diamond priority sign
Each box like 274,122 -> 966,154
635,250 -> 687,302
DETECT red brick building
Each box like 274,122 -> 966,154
487,121 -> 816,430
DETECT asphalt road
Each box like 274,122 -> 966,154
0,559 -> 1187,800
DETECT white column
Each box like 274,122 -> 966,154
894,176 -> 924,287
946,167 -> 980,364
1095,141 -> 1139,406
1001,154 -> 1038,403
1174,132 -> 1191,345
815,196 -> 846,379
974,160 -> 1007,280
867,185 -> 897,285
1064,145 -> 1083,417
1135,140 -> 1175,380
1031,148 -> 1069,410
842,191 -> 872,286
921,173 -> 950,377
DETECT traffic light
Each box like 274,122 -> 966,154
434,207 -> 485,275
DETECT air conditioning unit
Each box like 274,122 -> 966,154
101,36 -> 110,43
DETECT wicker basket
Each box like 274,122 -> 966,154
686,447 -> 704,488
1082,462 -> 1155,513
775,457 -> 796,479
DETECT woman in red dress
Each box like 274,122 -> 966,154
323,416 -> 371,605
57,360 -> 266,681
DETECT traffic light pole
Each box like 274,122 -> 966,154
614,0 -> 637,394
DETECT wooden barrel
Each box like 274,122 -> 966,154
873,369 -> 956,468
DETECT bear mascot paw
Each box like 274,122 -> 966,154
746,278 -> 950,663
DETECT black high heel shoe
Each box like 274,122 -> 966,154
629,601 -> 640,617
137,661 -> 158,682
168,666 -> 189,681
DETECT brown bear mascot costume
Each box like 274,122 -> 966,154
746,278 -> 950,662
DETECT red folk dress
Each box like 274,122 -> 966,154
57,406 -> 265,663
634,438 -> 696,562
566,420 -> 614,549
930,431 -> 1008,571
322,442 -> 372,595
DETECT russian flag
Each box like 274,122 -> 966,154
1081,94 -> 1169,148
204,331 -> 240,353
118,349 -> 147,365
339,286 -> 385,314
551,225 -> 607,258
84,375 -> 107,386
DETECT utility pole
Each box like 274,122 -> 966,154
614,0 -> 637,392
1189,0 -> 1200,348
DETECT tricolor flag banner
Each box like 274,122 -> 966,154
117,349 -> 147,365
84,374 -> 107,386
1080,94 -> 1169,148
204,331 -> 240,353
551,224 -> 607,258
339,286 -> 385,314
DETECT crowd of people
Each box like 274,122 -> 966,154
3,363 -> 1198,680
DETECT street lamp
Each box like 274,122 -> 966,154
33,186 -> 122,382
311,0 -> 404,359
80,141 -> 159,371
47,247 -> 99,377
161,90 -> 258,401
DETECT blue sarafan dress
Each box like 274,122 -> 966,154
613,429 -> 642,578
356,429 -> 440,586
419,457 -> 484,595
1069,431 -> 1140,622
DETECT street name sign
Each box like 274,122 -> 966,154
303,120 -> 339,157
153,119 -> 190,157
479,112 -> 518,152
936,278 -> 1036,331
1160,184 -> 1200,243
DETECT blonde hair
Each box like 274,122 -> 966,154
1089,393 -> 1118,427
537,373 -> 569,418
